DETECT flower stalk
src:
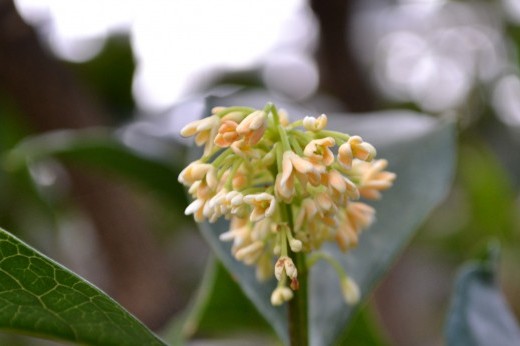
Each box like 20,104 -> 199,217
285,203 -> 309,346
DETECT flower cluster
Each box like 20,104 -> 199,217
179,104 -> 395,306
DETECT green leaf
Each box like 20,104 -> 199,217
185,90 -> 456,345
163,257 -> 272,344
337,303 -> 389,346
0,227 -> 166,345
5,129 -> 185,207
162,257 -> 219,345
195,260 -> 271,335
445,245 -> 520,346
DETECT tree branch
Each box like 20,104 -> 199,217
310,0 -> 377,112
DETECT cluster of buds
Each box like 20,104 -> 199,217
179,104 -> 395,306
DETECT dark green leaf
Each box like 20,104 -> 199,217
337,303 -> 389,346
0,227 -> 166,345
195,260 -> 271,334
445,247 -> 520,346
162,257 -> 219,345
163,257 -> 271,344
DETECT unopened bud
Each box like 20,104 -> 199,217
341,276 -> 360,305
270,286 -> 294,306
289,238 -> 303,252
303,114 -> 328,131
274,256 -> 298,280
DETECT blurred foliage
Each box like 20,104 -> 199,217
6,129 -> 187,210
445,243 -> 520,346
339,306 -> 389,346
0,106 -> 58,243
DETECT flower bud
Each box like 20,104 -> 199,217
341,276 -> 360,305
349,136 -> 376,161
303,114 -> 327,131
271,286 -> 293,306
274,256 -> 297,281
289,238 -> 303,252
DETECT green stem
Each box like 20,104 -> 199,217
318,129 -> 350,143
307,252 -> 346,280
214,106 -> 255,117
205,147 -> 232,165
289,129 -> 313,143
269,103 -> 292,152
269,102 -> 280,126
285,204 -> 309,346
289,136 -> 303,156
278,125 -> 292,152
225,159 -> 242,190
286,119 -> 303,130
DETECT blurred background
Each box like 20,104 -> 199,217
1,0 -> 520,344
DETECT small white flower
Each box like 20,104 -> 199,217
180,115 -> 220,146
271,286 -> 294,306
276,151 -> 318,200
214,120 -> 240,148
289,238 -> 303,252
178,161 -> 213,187
184,199 -> 206,222
256,252 -> 273,281
243,193 -> 276,222
221,111 -> 246,122
303,114 -> 328,131
340,276 -> 360,305
349,136 -> 376,161
236,110 -> 267,145
338,136 -> 376,170
219,217 -> 248,242
315,192 -> 336,213
274,256 -> 297,281
326,170 -> 360,204
230,138 -> 262,159
235,241 -> 264,264
347,202 -> 375,230
295,198 -> 318,231
303,137 -> 336,168
354,159 -> 396,200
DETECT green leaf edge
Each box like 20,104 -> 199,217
0,227 -> 167,346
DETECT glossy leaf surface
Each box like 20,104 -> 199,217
0,227 -> 166,345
